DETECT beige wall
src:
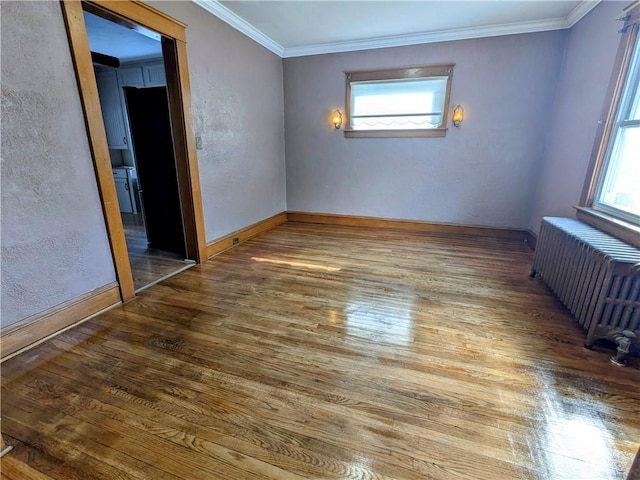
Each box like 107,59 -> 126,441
283,31 -> 566,229
528,1 -> 625,233
149,1 -> 287,242
0,1 -> 286,328
0,0 -> 627,330
1,1 -> 116,328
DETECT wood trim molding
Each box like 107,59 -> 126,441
61,0 -> 136,301
206,212 -> 287,258
346,64 -> 454,82
580,7 -> 639,207
523,229 -> 537,251
344,128 -> 447,138
62,1 -> 207,294
344,64 -> 453,138
287,212 -> 530,241
575,207 -> 640,248
162,38 -> 208,262
84,1 -> 186,42
1,283 -> 120,361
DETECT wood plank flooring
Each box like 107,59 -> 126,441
2,222 -> 639,479
122,213 -> 193,291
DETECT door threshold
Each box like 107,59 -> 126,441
134,261 -> 195,294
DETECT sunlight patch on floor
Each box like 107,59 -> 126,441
251,256 -> 342,272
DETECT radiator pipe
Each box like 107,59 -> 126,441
610,330 -> 636,366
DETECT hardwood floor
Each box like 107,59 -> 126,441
122,213 -> 193,291
2,222 -> 639,479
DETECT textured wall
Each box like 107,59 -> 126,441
284,31 -> 566,229
1,1 -> 116,328
527,1 -> 626,233
148,1 -> 287,242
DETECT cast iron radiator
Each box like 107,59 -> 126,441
530,217 -> 640,365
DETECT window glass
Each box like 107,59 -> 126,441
596,127 -> 640,217
594,33 -> 640,224
344,64 -> 453,138
350,77 -> 447,130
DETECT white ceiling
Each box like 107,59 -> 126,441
84,11 -> 162,62
193,0 -> 602,57
84,1 -> 605,61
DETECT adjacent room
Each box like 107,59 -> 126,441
1,1 -> 639,479
86,9 -> 196,291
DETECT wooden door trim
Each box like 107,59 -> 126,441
61,0 -> 207,302
86,0 -> 187,42
163,39 -> 208,262
61,0 -> 136,301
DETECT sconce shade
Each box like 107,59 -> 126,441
332,109 -> 343,129
452,105 -> 464,127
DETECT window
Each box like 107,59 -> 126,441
344,64 -> 454,138
593,17 -> 640,224
581,3 -> 640,243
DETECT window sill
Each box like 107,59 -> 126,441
574,207 -> 640,248
344,128 -> 447,138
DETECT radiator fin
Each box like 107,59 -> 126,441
531,217 -> 640,345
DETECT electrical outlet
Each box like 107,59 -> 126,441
233,237 -> 240,245
195,136 -> 203,150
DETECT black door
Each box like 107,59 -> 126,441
124,87 -> 186,256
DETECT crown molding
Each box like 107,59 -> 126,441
193,1 -> 602,59
282,18 -> 569,58
192,0 -> 284,57
567,0 -> 602,27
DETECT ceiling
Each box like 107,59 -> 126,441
193,0 -> 602,57
84,1 -> 604,61
84,11 -> 162,62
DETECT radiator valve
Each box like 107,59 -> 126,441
610,329 -> 637,367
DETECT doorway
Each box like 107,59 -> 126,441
62,1 -> 207,301
123,85 -> 195,290
86,8 -> 193,292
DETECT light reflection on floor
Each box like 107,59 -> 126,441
251,256 -> 341,272
344,290 -> 415,346
531,370 -> 623,479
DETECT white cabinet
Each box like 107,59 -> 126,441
143,62 -> 166,87
118,61 -> 166,88
95,70 -> 128,150
114,176 -> 133,213
113,167 -> 138,214
95,60 -> 165,156
118,66 -> 144,87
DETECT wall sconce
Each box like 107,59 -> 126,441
331,109 -> 343,129
452,105 -> 464,127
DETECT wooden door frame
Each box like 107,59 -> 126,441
61,0 -> 207,301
